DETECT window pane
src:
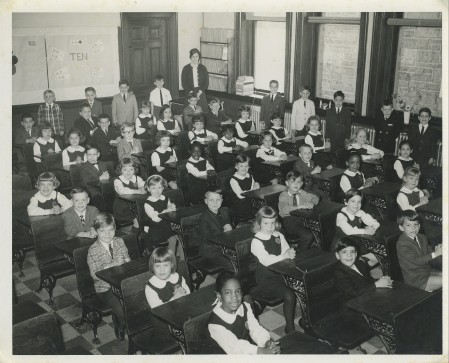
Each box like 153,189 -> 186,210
254,21 -> 286,93
322,12 -> 361,18
315,23 -> 360,103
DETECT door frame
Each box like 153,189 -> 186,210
120,12 -> 179,99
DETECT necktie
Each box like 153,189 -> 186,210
415,237 -> 421,249
123,94 -> 126,103
337,108 -> 340,115
109,244 -> 114,259
304,101 -> 306,108
89,102 -> 93,108
292,194 -> 298,206
88,118 -> 94,128
160,89 -> 164,107
129,141 -> 133,148
271,95 -> 274,102
104,129 -> 108,136
79,214 -> 85,224
420,126 -> 424,135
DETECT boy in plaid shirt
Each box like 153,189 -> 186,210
37,90 -> 65,137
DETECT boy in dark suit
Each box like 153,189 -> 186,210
198,188 -> 234,271
74,103 -> 99,146
396,210 -> 442,291
260,80 -> 285,130
111,79 -> 139,126
204,97 -> 232,136
407,107 -> 438,168
92,114 -> 119,163
325,90 -> 352,149
15,113 -> 39,146
374,99 -> 403,154
85,86 -> 104,118
182,92 -> 203,131
334,237 -> 392,302
62,186 -> 100,238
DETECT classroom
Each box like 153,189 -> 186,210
10,8 -> 445,358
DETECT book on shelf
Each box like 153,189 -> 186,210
201,59 -> 228,75
200,43 -> 228,60
201,27 -> 234,43
209,74 -> 228,92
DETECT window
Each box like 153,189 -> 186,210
253,19 -> 286,93
314,13 -> 361,103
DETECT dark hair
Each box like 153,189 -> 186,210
269,80 -> 279,87
237,105 -> 251,118
98,113 -> 110,121
382,99 -> 393,107
154,74 -> 164,82
79,102 -> 91,112
270,112 -> 283,121
145,175 -> 167,190
399,140 -> 412,151
149,247 -> 177,274
189,48 -> 201,59
252,206 -> 281,233
85,87 -> 96,94
221,124 -> 234,135
140,100 -> 151,109
22,113 -> 33,121
285,170 -> 303,182
205,186 -> 223,198
35,172 -> 60,189
208,97 -> 220,105
334,236 -> 359,254
397,210 -> 421,226
235,154 -> 250,165
155,130 -> 172,145
39,122 -> 54,136
67,128 -> 83,139
190,141 -> 203,153
159,104 -> 172,119
343,188 -> 363,203
418,107 -> 431,117
215,271 -> 240,293
93,212 -> 116,230
116,157 -> 139,175
346,150 -> 362,162
403,166 -> 421,178
333,90 -> 345,99
298,143 -> 313,153
259,130 -> 274,144
307,115 -> 321,127
119,79 -> 130,87
86,146 -> 99,154
300,85 -> 311,92
70,186 -> 89,198
188,91 -> 198,100
192,115 -> 204,125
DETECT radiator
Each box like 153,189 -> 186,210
435,140 -> 442,167
250,105 -> 294,132
394,132 -> 409,157
350,124 -> 376,146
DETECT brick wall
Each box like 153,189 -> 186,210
394,12 -> 442,116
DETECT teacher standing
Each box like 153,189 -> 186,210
181,48 -> 210,113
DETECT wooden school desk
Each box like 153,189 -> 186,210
241,184 -> 286,209
54,237 -> 96,264
116,193 -> 148,217
87,179 -> 115,212
314,146 -> 346,168
308,167 -> 344,202
420,166 -> 442,199
282,135 -> 305,155
150,284 -> 216,353
362,181 -> 401,220
347,283 -> 442,354
207,224 -> 253,273
417,197 -> 442,226
247,129 -> 263,145
361,156 -> 396,183
290,200 -> 343,251
261,155 -> 298,184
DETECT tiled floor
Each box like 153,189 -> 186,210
13,251 -> 387,355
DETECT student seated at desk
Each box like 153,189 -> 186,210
205,97 -> 232,136
251,206 -> 296,333
339,151 -> 378,194
135,100 -> 157,140
157,105 -> 182,134
188,115 -> 218,144
62,128 -> 86,166
87,212 -> 130,324
347,128 -> 384,161
62,186 -> 99,239
116,123 -> 143,167
151,130 -> 178,189
229,155 -> 260,222
209,271 -> 280,354
278,171 -> 317,251
216,125 -> 248,172
143,175 -> 180,256
331,189 -> 379,266
113,158 -> 145,234
27,172 -> 72,216
269,112 -> 290,145
14,113 -> 39,147
293,144 -> 326,199
185,142 -> 216,205
80,147 -> 111,201
304,115 -> 327,153
92,114 -> 119,163
394,140 -> 418,180
396,166 -> 430,211
33,122 -> 61,167
182,91 -> 203,131
254,131 -> 287,185
334,237 -> 392,302
235,105 -> 255,141
396,210 -> 442,292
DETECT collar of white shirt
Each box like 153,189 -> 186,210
255,230 -> 280,240
66,145 -> 84,152
398,156 -> 413,161
34,190 -> 57,202
188,156 -> 204,163
100,240 -> 114,255
156,146 -> 172,153
233,172 -> 250,180
260,145 -> 274,152
119,175 -> 137,184
75,209 -> 86,219
148,273 -> 180,288
420,124 -> 428,131
299,158 -> 311,166
400,186 -> 420,193
351,264 -> 363,276
308,131 -> 322,136
341,207 -> 363,220
212,302 -> 246,323
46,103 -> 54,107
147,194 -> 166,202
37,137 -> 55,144
270,93 -> 277,99
345,170 -> 362,176
221,137 -> 235,142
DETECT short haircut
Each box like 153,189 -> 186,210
333,90 -> 345,99
221,124 -> 234,135
155,130 -> 172,145
85,87 -> 96,94
347,150 -> 362,162
192,115 -> 204,125
86,146 -> 99,154
187,91 -> 198,100
116,157 -> 139,175
39,122 -> 53,136
252,206 -> 281,233
149,247 -> 177,274
66,128 -> 83,140
120,122 -> 135,132
36,172 -> 60,189
270,112 -> 283,121
98,113 -> 110,121
285,170 -> 303,182
269,80 -> 279,87
397,210 -> 421,226
190,141 -> 203,152
22,113 -> 33,121
70,186 -> 89,198
140,100 -> 151,109
145,174 -> 168,190
208,97 -> 220,105
259,130 -> 274,144
159,104 -> 172,119
189,48 -> 201,59
399,140 -> 412,150
205,186 -> 223,199
43,89 -> 55,97
299,143 -> 313,153
334,236 -> 359,254
403,166 -> 420,178
343,188 -> 363,203
300,85 -> 311,92
382,99 -> 393,107
237,105 -> 251,118
154,74 -> 164,82
92,212 -> 116,230
235,154 -> 250,165
119,79 -> 130,87
79,102 -> 91,112
418,107 -> 431,117
215,271 -> 240,293
307,115 -> 321,127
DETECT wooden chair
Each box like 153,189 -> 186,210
120,262 -> 191,354
350,123 -> 376,146
394,132 -> 408,156
69,164 -> 83,187
301,261 -> 374,351
183,311 -> 223,354
31,215 -> 75,304
234,239 -> 283,316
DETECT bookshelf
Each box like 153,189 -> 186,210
200,27 -> 234,94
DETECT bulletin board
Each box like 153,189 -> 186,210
12,27 -> 120,105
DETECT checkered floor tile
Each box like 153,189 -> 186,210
13,250 -> 387,355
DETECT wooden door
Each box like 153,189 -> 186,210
121,13 -> 178,99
